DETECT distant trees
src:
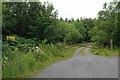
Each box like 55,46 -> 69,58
44,20 -> 81,44
2,2 -> 82,44
80,18 -> 95,42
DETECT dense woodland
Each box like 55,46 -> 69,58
2,1 -> 120,46
1,0 -> 120,78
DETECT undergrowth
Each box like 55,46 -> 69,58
2,35 -> 79,78
89,45 -> 118,57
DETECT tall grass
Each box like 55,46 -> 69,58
2,43 -> 78,78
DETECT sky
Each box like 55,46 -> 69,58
40,0 -> 113,20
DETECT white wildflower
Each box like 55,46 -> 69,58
36,46 -> 39,49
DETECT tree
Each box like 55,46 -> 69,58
80,18 -> 95,42
73,21 -> 85,42
60,17 -> 63,21
65,18 -> 68,22
90,0 -> 120,47
2,2 -> 58,40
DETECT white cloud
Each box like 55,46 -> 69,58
40,0 -> 113,19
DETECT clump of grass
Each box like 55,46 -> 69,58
95,52 -> 99,55
105,53 -> 108,56
79,48 -> 86,56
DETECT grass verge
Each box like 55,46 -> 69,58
2,44 -> 79,79
89,46 -> 118,57
23,45 -> 79,78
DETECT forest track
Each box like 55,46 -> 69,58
32,46 -> 118,78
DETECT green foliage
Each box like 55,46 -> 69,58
2,1 -> 119,46
90,1 -> 120,47
2,2 -> 57,39
44,20 -> 83,44
2,0 -> 120,78
2,1 -> 97,45
2,52 -> 36,78
90,46 -> 118,56
41,38 -> 48,44
73,21 -> 86,42
80,18 -> 95,42
2,35 -> 37,53
2,38 -> 78,78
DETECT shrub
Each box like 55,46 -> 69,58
2,35 -> 77,78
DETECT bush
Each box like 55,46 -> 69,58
2,35 -> 37,52
2,35 -> 78,78
2,36 -> 70,78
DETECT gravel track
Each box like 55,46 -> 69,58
32,47 -> 118,78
